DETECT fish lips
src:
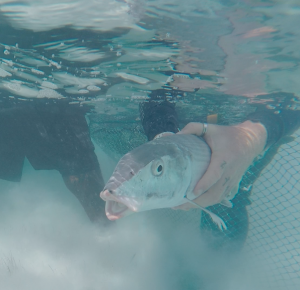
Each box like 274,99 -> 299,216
100,189 -> 141,221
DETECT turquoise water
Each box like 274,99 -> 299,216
0,1 -> 300,289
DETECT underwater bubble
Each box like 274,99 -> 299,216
37,88 -> 63,99
2,81 -> 38,98
116,72 -> 149,84
31,68 -> 44,75
87,85 -> 101,91
0,68 -> 12,77
266,104 -> 276,110
41,81 -> 58,90
78,89 -> 89,94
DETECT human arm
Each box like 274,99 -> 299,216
174,120 -> 267,209
175,106 -> 300,210
247,108 -> 300,149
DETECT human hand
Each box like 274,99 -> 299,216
174,121 -> 267,210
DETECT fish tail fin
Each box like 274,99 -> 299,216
184,198 -> 227,231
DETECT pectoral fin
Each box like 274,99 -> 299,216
184,197 -> 227,231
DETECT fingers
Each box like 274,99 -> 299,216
229,184 -> 239,200
192,180 -> 232,207
187,155 -> 226,199
177,122 -> 204,136
193,172 -> 242,207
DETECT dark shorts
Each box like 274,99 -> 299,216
0,101 -> 99,182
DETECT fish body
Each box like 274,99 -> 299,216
100,134 -> 227,230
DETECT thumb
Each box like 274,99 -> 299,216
177,122 -> 204,136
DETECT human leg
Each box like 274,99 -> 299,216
0,106 -> 26,182
25,102 -> 107,223
63,168 -> 107,223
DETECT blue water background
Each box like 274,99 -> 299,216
0,1 -> 300,289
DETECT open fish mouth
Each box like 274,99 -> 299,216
100,189 -> 139,221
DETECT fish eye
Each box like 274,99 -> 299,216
151,159 -> 164,176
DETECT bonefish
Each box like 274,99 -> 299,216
100,133 -> 227,230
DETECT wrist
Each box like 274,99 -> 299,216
246,111 -> 284,149
236,120 -> 268,154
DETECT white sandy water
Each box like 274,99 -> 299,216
0,143 -> 272,290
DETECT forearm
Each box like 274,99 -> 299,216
246,109 -> 300,149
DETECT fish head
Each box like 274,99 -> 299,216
100,137 -> 191,221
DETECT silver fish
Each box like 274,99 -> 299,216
100,133 -> 227,230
